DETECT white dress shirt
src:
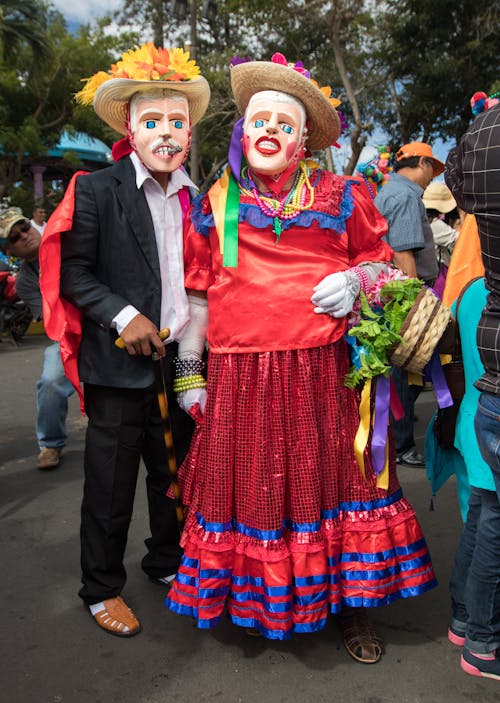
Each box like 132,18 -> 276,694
112,152 -> 196,343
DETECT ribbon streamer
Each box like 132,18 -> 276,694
371,375 -> 390,475
354,379 -> 372,478
427,350 -> 453,408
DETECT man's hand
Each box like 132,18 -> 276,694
120,314 -> 165,357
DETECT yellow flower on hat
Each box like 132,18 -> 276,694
113,43 -> 156,80
167,47 -> 200,80
75,71 -> 113,106
75,42 -> 203,107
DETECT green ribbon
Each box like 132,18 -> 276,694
222,173 -> 240,267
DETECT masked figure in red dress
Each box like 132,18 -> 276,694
166,54 -> 436,663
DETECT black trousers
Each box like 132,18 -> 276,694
79,354 -> 194,605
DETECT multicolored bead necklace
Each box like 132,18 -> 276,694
241,161 -> 315,242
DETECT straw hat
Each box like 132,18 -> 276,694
93,76 -> 210,135
395,142 -> 445,177
422,182 -> 457,213
75,43 -> 210,135
230,55 -> 341,151
0,207 -> 27,240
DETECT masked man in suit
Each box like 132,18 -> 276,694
39,43 -> 210,637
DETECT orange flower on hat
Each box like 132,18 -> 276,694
75,42 -> 202,106
310,79 -> 342,109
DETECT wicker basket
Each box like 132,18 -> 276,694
389,286 -> 451,374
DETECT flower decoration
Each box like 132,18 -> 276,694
230,55 -> 251,66
356,145 -> 393,197
337,109 -> 348,135
75,43 -> 201,106
470,90 -> 500,116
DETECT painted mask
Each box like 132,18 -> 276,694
131,94 -> 190,174
243,92 -> 306,177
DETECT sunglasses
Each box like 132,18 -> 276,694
7,220 -> 31,245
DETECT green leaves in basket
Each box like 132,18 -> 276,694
345,278 -> 423,389
379,278 -> 423,333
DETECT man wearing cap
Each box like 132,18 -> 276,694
39,44 -> 210,637
374,142 -> 442,467
165,54 -> 437,662
0,207 -> 74,470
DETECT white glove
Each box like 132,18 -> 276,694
311,270 -> 360,318
175,292 -> 208,416
177,387 -> 207,415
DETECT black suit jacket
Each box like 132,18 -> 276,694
60,156 -> 164,389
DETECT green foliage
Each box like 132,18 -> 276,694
0,2 -> 137,202
376,0 -> 500,143
345,278 -> 423,388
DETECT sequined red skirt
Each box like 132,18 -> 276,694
166,341 -> 436,639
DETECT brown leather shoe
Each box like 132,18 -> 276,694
91,597 -> 141,637
37,447 -> 61,470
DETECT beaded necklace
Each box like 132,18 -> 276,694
240,161 -> 315,242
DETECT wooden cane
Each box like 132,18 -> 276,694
152,349 -> 185,534
114,326 -> 184,533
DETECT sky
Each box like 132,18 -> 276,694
52,0 -> 122,25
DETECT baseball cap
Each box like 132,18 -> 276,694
395,142 -> 445,177
0,207 -> 27,240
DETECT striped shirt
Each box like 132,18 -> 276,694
445,103 -> 500,394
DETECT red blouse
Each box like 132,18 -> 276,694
184,171 -> 392,353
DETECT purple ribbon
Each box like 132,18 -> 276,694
371,375 -> 391,475
427,350 -> 453,408
228,117 -> 245,185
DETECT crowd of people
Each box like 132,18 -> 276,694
0,44 -> 498,679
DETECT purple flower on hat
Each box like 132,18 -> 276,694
230,55 -> 251,66
338,109 -> 348,135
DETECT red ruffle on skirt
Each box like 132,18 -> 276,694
166,341 -> 436,639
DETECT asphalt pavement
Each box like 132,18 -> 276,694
1,334 -> 499,703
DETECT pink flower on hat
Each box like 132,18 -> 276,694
271,53 -> 311,79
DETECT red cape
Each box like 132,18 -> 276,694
39,171 -> 88,413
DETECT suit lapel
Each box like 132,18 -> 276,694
114,157 -> 161,283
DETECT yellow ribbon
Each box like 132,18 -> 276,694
354,377 -> 390,489
354,379 -> 372,478
208,166 -> 230,258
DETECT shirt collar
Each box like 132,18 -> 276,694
391,171 -> 424,197
129,151 -> 197,195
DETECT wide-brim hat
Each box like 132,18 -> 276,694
93,76 -> 211,135
395,141 -> 444,177
230,60 -> 340,151
422,181 -> 457,213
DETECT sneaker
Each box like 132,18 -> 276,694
37,447 -> 61,470
396,448 -> 425,467
448,623 -> 466,647
461,647 -> 500,680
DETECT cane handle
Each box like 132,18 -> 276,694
114,327 -> 171,349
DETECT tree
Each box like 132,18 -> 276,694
0,0 -> 49,63
0,2 -> 138,204
377,0 -> 500,144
